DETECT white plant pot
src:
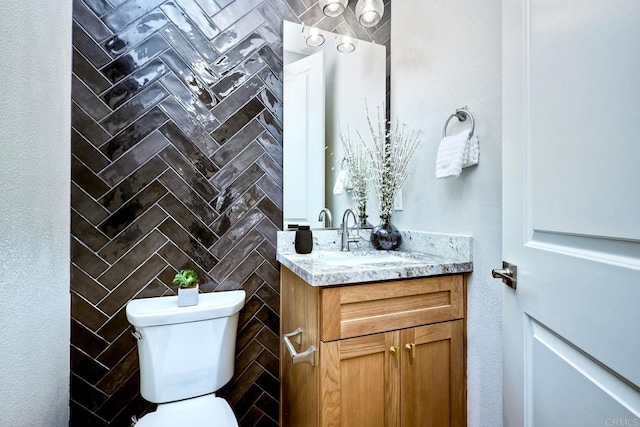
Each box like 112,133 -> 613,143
178,285 -> 199,307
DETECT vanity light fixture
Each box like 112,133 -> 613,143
336,35 -> 356,53
355,0 -> 384,27
303,25 -> 325,47
319,0 -> 348,17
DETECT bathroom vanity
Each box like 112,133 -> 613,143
277,231 -> 473,427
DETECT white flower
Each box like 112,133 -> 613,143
358,103 -> 422,218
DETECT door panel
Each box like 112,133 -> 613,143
502,0 -> 640,425
526,317 -> 640,427
528,0 -> 640,241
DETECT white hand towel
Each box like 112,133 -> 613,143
333,169 -> 348,194
435,129 -> 479,178
462,134 -> 479,168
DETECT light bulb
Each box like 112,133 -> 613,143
304,27 -> 325,47
336,35 -> 356,53
306,34 -> 325,47
355,0 -> 384,27
360,10 -> 379,25
319,0 -> 348,18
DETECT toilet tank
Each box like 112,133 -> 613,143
126,291 -> 246,403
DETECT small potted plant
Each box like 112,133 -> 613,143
172,269 -> 199,307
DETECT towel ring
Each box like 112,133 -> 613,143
442,108 -> 475,138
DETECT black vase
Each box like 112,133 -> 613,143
370,216 -> 402,251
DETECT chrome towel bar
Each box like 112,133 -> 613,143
442,107 -> 475,138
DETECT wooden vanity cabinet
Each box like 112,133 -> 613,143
280,267 -> 467,427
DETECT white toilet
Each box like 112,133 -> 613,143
125,290 -> 246,426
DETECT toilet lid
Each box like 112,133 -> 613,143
136,395 -> 238,427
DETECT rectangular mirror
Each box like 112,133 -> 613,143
283,20 -> 386,229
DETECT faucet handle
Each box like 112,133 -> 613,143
348,230 -> 361,241
342,224 -> 362,242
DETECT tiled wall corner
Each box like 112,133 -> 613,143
70,0 -> 390,425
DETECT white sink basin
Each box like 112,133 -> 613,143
319,253 -> 401,266
310,250 -> 421,267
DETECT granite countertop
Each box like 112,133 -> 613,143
276,229 -> 473,287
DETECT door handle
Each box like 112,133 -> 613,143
492,261 -> 517,289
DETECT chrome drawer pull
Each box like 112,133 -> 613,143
283,327 -> 316,366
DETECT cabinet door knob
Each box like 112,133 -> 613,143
405,343 -> 416,359
389,345 -> 399,360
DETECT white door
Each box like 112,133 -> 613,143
502,1 -> 640,426
283,51 -> 325,228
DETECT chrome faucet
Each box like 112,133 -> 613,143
318,208 -> 333,228
340,208 -> 360,251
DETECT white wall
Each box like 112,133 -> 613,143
0,1 -> 72,425
391,1 -> 503,426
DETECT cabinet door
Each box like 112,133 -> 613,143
320,331 -> 400,427
401,320 -> 465,427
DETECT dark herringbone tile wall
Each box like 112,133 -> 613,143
70,0 -> 390,425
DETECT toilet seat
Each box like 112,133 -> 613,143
135,395 -> 238,427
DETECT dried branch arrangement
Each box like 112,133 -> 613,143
358,104 -> 422,218
340,125 -> 372,222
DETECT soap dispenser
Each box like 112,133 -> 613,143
294,225 -> 313,254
